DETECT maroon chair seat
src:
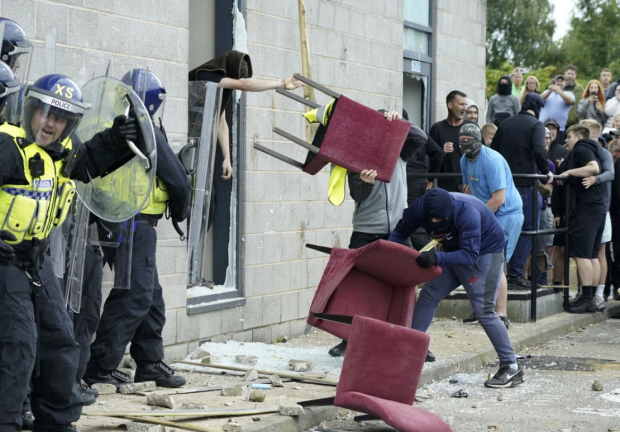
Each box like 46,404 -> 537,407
307,240 -> 441,340
253,74 -> 411,183
334,316 -> 453,432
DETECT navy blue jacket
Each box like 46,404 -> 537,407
388,192 -> 505,267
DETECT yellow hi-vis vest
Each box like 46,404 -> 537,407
0,124 -> 76,244
302,99 -> 346,206
140,176 -> 169,215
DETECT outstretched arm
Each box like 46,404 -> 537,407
219,75 -> 304,92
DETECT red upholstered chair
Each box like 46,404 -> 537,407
334,315 -> 453,432
253,74 -> 411,183
306,240 -> 441,340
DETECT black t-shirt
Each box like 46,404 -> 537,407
564,143 -> 606,214
428,119 -> 474,192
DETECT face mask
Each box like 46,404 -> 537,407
429,218 -> 451,236
498,83 -> 510,94
459,137 -> 482,160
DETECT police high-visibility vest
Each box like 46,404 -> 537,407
141,176 -> 169,215
0,124 -> 76,244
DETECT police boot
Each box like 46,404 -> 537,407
21,411 -> 34,431
77,379 -> 99,398
75,381 -> 96,406
32,423 -> 80,432
83,367 -> 131,387
135,361 -> 186,388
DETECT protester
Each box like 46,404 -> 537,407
519,75 -> 540,106
482,123 -> 497,146
459,123 -> 521,329
553,125 -> 605,313
511,68 -> 524,97
608,138 -> 620,307
603,88 -> 620,133
466,98 -> 479,123
601,68 -> 613,94
486,76 -> 520,126
388,188 -> 524,388
327,110 -> 428,357
491,93 -> 552,289
580,119 -> 614,311
564,65 -> 584,128
429,90 -> 474,192
540,75 -> 575,139
577,80 -> 606,126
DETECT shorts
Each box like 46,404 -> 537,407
569,213 -> 606,259
602,212 -> 612,243
553,216 -> 567,247
496,212 -> 524,263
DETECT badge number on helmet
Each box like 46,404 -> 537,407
54,84 -> 74,99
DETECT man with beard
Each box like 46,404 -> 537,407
429,90 -> 474,192
491,93 -> 553,289
540,75 -> 575,141
388,188 -> 523,388
486,76 -> 520,126
564,65 -> 584,128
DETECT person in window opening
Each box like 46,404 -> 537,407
189,50 -> 304,180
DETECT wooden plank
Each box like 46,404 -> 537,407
138,379 -> 284,396
121,416 -> 219,432
177,361 -> 338,386
84,407 -> 280,418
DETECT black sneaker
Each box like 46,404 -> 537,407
328,340 -> 347,357
587,295 -> 605,312
135,361 -> 186,388
567,296 -> 595,314
614,290 -> 620,301
83,368 -> 131,388
77,379 -> 99,398
463,312 -> 478,324
425,350 -> 435,362
21,411 -> 34,431
507,276 -> 532,290
499,314 -> 510,330
76,381 -> 96,406
484,364 -> 524,388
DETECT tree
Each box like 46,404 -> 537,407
558,0 -> 620,80
486,0 -> 556,69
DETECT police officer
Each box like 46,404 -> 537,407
84,69 -> 191,389
0,70 -> 140,432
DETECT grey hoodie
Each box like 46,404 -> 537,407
349,121 -> 428,234
486,75 -> 521,125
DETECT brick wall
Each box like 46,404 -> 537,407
433,0 -> 486,123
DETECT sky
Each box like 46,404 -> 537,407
550,0 -> 576,41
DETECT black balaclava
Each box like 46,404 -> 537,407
423,188 -> 454,235
520,93 -> 545,119
459,123 -> 483,160
497,75 -> 512,96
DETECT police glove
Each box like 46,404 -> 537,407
106,115 -> 139,149
0,231 -> 16,266
416,250 -> 437,268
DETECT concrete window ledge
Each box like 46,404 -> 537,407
187,296 -> 246,315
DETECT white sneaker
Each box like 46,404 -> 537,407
587,295 -> 605,312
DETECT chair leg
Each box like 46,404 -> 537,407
354,414 -> 381,422
298,396 -> 335,407
273,127 -> 320,154
253,143 -> 304,170
276,87 -> 320,109
293,73 -> 342,99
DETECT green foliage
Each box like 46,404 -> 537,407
486,0 -> 620,97
486,0 -> 556,69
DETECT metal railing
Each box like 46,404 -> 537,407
409,172 -> 571,322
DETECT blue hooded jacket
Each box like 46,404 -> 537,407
388,189 -> 505,267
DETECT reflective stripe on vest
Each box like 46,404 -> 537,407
141,176 -> 169,215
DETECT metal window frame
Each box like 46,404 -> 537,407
402,0 -> 435,130
186,0 -> 247,314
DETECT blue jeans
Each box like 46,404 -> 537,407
508,187 -> 535,278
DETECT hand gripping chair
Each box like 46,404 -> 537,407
253,74 -> 411,183
305,239 -> 441,341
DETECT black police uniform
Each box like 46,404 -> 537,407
0,129 -> 137,432
86,125 -> 191,377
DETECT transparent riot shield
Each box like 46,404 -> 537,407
184,82 -> 222,288
74,77 -> 156,221
64,199 -> 90,312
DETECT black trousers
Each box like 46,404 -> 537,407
611,221 -> 620,292
88,223 -> 165,370
72,241 -> 103,380
0,256 -> 82,432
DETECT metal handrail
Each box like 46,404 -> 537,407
408,172 -> 571,322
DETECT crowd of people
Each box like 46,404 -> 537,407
409,64 -> 620,317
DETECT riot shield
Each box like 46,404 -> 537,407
185,81 -> 223,288
64,199 -> 90,312
73,77 -> 157,222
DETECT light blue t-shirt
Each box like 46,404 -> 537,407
461,146 -> 523,218
539,90 -> 575,131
